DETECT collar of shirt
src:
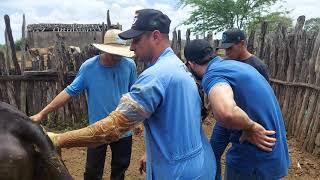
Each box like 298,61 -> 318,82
146,47 -> 174,68
205,56 -> 223,73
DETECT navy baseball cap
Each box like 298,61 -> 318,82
184,39 -> 214,65
119,9 -> 171,40
219,29 -> 246,49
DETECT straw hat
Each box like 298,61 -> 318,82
92,29 -> 134,57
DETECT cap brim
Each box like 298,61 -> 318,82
218,43 -> 235,49
92,44 -> 134,57
118,29 -> 144,40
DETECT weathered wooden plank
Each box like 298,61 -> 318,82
281,34 -> 296,123
301,91 -> 318,145
6,81 -> 17,108
0,72 -> 76,81
287,24 -> 307,134
258,22 -> 268,58
0,82 -> 9,102
4,29 -> 11,73
0,52 -> 6,75
247,29 -> 255,53
21,14 -> 26,73
4,15 -> 21,75
20,81 -> 27,113
304,95 -> 320,152
101,22 -> 105,43
177,30 -> 182,59
171,29 -> 178,56
186,29 -> 190,47
107,10 -> 111,29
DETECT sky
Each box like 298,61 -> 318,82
0,0 -> 320,44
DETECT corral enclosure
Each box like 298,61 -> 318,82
0,13 -> 319,158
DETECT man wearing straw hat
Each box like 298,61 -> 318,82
30,29 -> 137,180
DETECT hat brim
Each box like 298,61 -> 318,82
92,44 -> 134,57
218,43 -> 235,49
118,29 -> 144,40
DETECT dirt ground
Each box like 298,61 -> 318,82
62,123 -> 320,180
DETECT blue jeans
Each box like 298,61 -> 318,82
84,136 -> 132,180
224,164 -> 280,180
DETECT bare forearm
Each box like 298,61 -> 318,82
216,105 -> 254,130
39,90 -> 71,117
209,84 -> 254,130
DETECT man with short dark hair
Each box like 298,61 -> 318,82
46,9 -> 216,179
219,28 -> 269,80
213,29 -> 270,180
184,39 -> 290,180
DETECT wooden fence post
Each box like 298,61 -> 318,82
21,14 -> 26,73
4,15 -> 21,75
177,30 -> 182,59
107,10 -> 111,29
102,22 -> 105,43
186,29 -> 191,47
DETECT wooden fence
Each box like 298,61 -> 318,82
0,36 -> 100,128
0,14 -> 319,154
0,13 -> 115,129
255,16 -> 320,154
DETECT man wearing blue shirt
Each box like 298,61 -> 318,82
47,9 -> 216,179
184,39 -> 290,180
30,29 -> 137,180
213,28 -> 270,180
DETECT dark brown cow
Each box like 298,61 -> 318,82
0,102 -> 72,180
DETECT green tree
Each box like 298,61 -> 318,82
179,0 -> 284,34
0,44 -> 5,52
304,18 -> 320,32
14,39 -> 22,51
247,12 -> 293,33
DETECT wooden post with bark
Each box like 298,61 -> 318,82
102,22 -> 105,43
186,29 -> 191,47
21,14 -> 26,73
4,15 -> 21,75
107,10 -> 111,29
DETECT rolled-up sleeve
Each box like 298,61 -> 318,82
65,66 -> 86,97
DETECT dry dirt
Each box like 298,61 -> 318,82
61,124 -> 320,180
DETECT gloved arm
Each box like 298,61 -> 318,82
49,94 -> 149,148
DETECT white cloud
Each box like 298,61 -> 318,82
0,0 -> 192,44
274,0 -> 320,20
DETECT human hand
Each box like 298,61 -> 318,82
239,121 -> 276,152
30,113 -> 45,123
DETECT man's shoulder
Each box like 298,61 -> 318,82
120,57 -> 136,68
246,55 -> 266,65
121,57 -> 135,64
137,59 -> 174,84
81,55 -> 99,69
